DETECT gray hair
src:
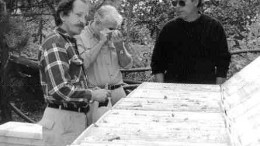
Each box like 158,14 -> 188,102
94,5 -> 123,26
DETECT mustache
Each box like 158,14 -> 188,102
75,23 -> 84,28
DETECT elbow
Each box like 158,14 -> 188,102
121,57 -> 133,69
49,83 -> 71,102
151,62 -> 165,75
82,55 -> 92,69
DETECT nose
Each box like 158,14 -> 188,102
79,16 -> 86,25
176,3 -> 181,8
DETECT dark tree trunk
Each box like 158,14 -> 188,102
0,0 -> 12,124
0,41 -> 12,124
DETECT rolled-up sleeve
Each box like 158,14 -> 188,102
122,56 -> 133,69
76,35 -> 93,69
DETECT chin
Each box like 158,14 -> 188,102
179,16 -> 187,21
77,30 -> 82,35
74,29 -> 83,35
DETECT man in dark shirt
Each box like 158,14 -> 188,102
151,0 -> 231,84
38,0 -> 111,145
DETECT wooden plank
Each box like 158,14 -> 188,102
128,88 -> 222,101
70,58 -> 260,146
231,109 -> 260,146
72,110 -> 228,145
221,57 -> 260,146
71,110 -> 229,145
79,126 -> 228,140
96,110 -> 226,128
225,91 -> 260,121
71,82 -> 228,146
70,140 -> 231,146
74,125 -> 229,145
114,96 -> 222,112
138,82 -> 221,92
223,81 -> 260,110
226,98 -> 260,146
73,126 -> 228,145
222,56 -> 260,96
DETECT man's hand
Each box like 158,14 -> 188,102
154,73 -> 164,83
111,30 -> 124,43
111,30 -> 126,52
216,77 -> 226,85
99,31 -> 108,43
91,89 -> 111,102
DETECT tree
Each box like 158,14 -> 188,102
0,0 -> 12,123
203,0 -> 260,76
0,0 -> 30,123
1,0 -> 260,123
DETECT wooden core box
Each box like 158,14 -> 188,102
70,57 -> 260,146
0,122 -> 44,146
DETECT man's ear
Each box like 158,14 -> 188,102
191,0 -> 199,7
94,14 -> 98,20
60,11 -> 65,22
194,0 -> 200,7
94,15 -> 100,25
94,14 -> 103,25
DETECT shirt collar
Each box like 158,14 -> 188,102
87,22 -> 100,40
55,27 -> 76,42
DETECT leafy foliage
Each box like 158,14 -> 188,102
1,0 -> 260,83
1,0 -> 260,122
205,0 -> 260,77
1,0 -> 260,81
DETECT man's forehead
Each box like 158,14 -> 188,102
73,0 -> 89,13
102,21 -> 117,27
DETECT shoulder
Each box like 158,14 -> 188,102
162,17 -> 181,31
158,17 -> 182,38
41,30 -> 67,50
201,14 -> 223,28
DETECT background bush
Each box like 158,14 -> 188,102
1,0 -> 260,122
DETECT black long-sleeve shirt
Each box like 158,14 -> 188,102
151,14 -> 231,84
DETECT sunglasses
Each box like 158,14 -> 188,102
172,0 -> 186,7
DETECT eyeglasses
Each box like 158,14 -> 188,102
108,28 -> 116,31
172,0 -> 186,7
96,20 -> 117,31
101,28 -> 115,35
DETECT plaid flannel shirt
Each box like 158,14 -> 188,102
38,27 -> 92,106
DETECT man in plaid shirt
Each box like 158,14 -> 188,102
37,0 -> 111,145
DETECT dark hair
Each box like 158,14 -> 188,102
197,0 -> 203,7
55,0 -> 89,26
55,0 -> 75,26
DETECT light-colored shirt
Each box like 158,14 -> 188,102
76,25 -> 132,87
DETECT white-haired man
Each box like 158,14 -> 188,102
76,5 -> 133,123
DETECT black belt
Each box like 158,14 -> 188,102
99,84 -> 124,90
47,103 -> 89,113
